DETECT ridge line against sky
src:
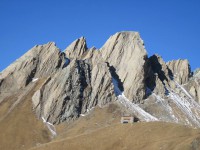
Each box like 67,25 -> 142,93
0,0 -> 199,71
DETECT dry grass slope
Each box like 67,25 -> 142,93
31,103 -> 200,150
1,80 -> 200,150
0,79 -> 51,150
30,122 -> 200,150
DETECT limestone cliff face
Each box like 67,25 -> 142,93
146,55 -> 193,98
147,54 -> 170,92
142,54 -> 200,127
65,37 -> 88,59
194,69 -> 200,78
184,69 -> 200,103
167,59 -> 191,84
100,32 -> 148,102
0,42 -> 65,95
32,59 -> 116,124
0,31 -> 200,126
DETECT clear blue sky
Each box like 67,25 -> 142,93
0,0 -> 200,71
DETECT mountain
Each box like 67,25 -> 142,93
0,31 -> 200,150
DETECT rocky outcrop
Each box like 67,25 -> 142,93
149,55 -> 170,82
0,42 -> 65,94
65,31 -> 150,103
146,55 -> 193,97
1,31 -> 200,127
65,37 -> 88,59
146,54 -> 171,97
186,68 -> 200,102
32,59 -> 116,124
185,76 -> 200,103
194,68 -> 200,78
167,59 -> 191,84
32,60 -> 92,124
100,32 -> 148,103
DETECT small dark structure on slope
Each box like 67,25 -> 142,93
120,113 -> 140,123
121,114 -> 134,123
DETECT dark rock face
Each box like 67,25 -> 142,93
31,58 -> 116,124
33,60 -> 91,123
146,55 -> 170,97
148,54 -> 170,82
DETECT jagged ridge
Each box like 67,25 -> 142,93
0,31 -> 200,128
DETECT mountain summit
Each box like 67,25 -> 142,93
0,31 -> 200,150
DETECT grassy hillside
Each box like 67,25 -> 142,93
1,79 -> 200,150
31,104 -> 200,150
30,122 -> 200,150
0,79 -> 51,150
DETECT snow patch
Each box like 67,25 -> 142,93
174,81 -> 192,99
118,93 -> 158,122
167,86 -> 200,127
111,75 -> 157,122
80,107 -> 95,117
32,78 -> 38,82
87,107 -> 94,113
42,117 -> 57,137
153,93 -> 179,123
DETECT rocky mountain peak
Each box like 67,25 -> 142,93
1,31 -> 200,129
65,37 -> 88,59
0,42 -> 65,95
100,31 -> 148,102
2,31 -> 200,150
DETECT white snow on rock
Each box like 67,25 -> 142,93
111,71 -> 200,126
118,93 -> 158,122
153,93 -> 179,123
32,78 -> 39,82
145,77 -> 200,127
168,92 -> 196,126
111,76 -> 158,122
167,85 -> 200,127
87,107 -> 95,113
80,107 -> 95,117
42,117 -> 57,137
174,81 -> 193,99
